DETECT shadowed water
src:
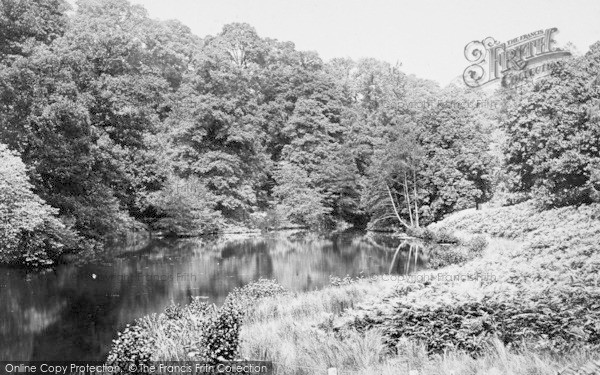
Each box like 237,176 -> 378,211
0,231 -> 428,361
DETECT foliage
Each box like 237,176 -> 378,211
224,278 -> 288,310
382,286 -> 600,355
194,279 -> 287,363
406,227 -> 460,244
0,0 -> 499,258
417,88 -> 496,220
146,176 -> 224,236
106,279 -> 287,365
188,297 -> 214,316
501,43 -> 600,207
248,209 -> 287,231
0,143 -> 79,266
272,161 -> 332,227
240,278 -> 600,375
106,318 -> 155,372
0,0 -> 186,242
466,235 -> 488,254
197,303 -> 244,364
362,86 -> 497,229
426,246 -> 471,269
0,0 -> 595,269
329,274 -> 361,286
0,0 -> 69,58
164,303 -> 185,320
342,201 -> 600,362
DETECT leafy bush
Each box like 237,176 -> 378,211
427,246 -> 471,269
106,318 -> 155,372
165,303 -> 185,320
438,201 -> 600,283
0,144 -> 80,266
106,279 -> 287,366
198,304 -> 244,364
382,286 -> 600,355
146,176 -> 224,236
224,278 -> 288,311
329,275 -> 359,286
466,235 -> 488,254
188,297 -> 214,316
197,279 -> 287,363
384,300 -> 497,354
249,209 -> 288,231
434,229 -> 461,244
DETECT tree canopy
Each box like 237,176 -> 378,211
3,0 -> 595,266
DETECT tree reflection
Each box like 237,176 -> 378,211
0,231 -> 429,361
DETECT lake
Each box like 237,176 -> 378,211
0,230 -> 428,361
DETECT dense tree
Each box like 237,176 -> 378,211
0,143 -> 79,266
363,127 -> 425,229
0,0 -> 513,265
0,0 -> 69,59
272,162 -> 332,227
0,0 -> 200,241
418,88 -> 495,219
345,61 -> 495,226
146,176 -> 223,236
168,24 -> 268,219
501,42 -> 600,206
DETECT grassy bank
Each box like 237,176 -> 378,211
106,202 -> 600,374
239,279 -> 599,375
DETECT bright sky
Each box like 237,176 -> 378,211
131,0 -> 600,86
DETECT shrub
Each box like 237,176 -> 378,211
427,246 -> 471,269
193,280 -> 287,364
165,303 -> 185,320
0,143 -> 80,267
146,176 -> 224,236
198,304 -> 244,364
329,275 -> 359,286
384,301 -> 497,354
106,279 -> 288,366
188,297 -> 214,316
224,279 -> 288,311
466,235 -> 488,254
434,229 -> 461,244
382,286 -> 600,356
106,318 -> 155,372
249,209 -> 287,231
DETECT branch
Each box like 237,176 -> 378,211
371,214 -> 398,224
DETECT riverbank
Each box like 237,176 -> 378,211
106,202 -> 600,374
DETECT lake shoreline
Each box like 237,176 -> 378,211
106,201 -> 600,374
1,230 -> 424,361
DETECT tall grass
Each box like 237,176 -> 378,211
239,281 -> 600,375
141,281 -> 392,362
239,282 -> 391,374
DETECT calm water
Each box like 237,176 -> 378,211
0,231 -> 427,361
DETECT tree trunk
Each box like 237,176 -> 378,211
403,171 -> 414,226
386,183 -> 410,229
412,169 -> 419,228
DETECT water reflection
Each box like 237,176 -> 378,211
0,231 -> 428,361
